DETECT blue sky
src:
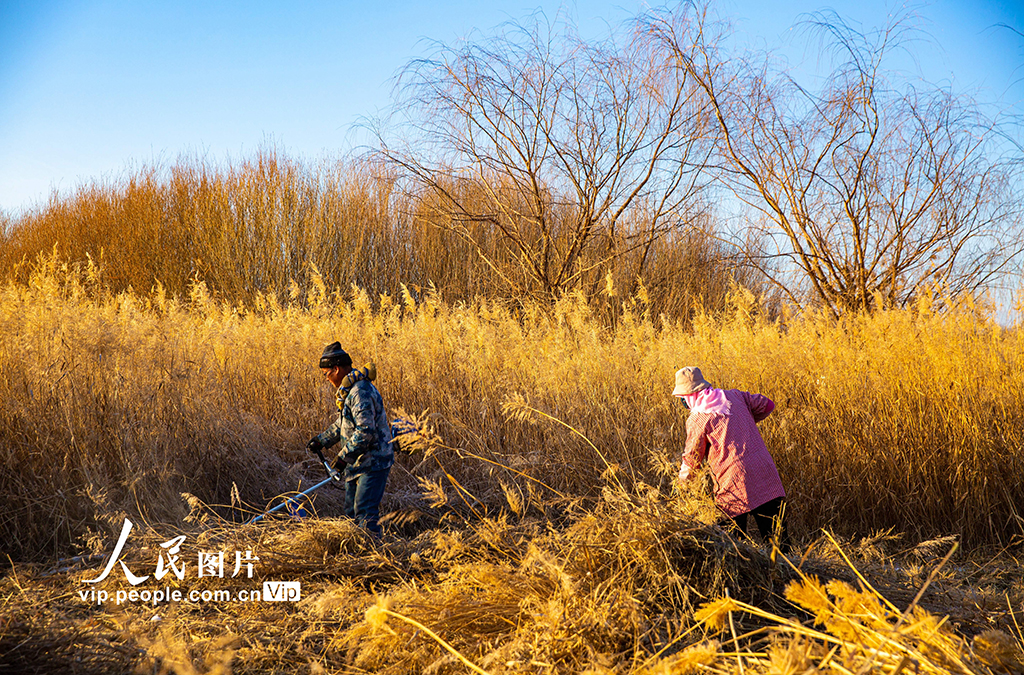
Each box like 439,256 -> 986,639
1,0 -> 1022,214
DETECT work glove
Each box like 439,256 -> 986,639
333,454 -> 350,473
306,437 -> 324,455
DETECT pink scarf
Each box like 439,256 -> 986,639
683,388 -> 732,415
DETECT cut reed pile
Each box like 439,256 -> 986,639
2,488 -> 1021,674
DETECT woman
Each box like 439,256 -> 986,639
673,366 -> 790,552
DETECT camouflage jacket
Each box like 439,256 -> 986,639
314,368 -> 394,478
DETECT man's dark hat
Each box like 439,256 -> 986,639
319,342 -> 351,369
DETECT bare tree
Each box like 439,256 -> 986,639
645,6 -> 1024,316
378,11 -> 717,301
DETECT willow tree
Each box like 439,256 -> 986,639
379,11 -> 720,302
645,6 -> 1023,315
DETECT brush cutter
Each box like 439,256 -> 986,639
244,419 -> 417,525
245,447 -> 341,525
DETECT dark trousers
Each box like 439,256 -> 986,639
345,467 -> 391,536
733,496 -> 791,553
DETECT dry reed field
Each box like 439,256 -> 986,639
1,258 -> 1022,673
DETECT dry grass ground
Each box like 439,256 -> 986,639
2,502 -> 1022,674
1,260 -> 1023,673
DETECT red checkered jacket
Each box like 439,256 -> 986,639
680,389 -> 784,517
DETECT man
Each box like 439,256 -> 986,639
673,366 -> 791,553
307,342 -> 394,536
